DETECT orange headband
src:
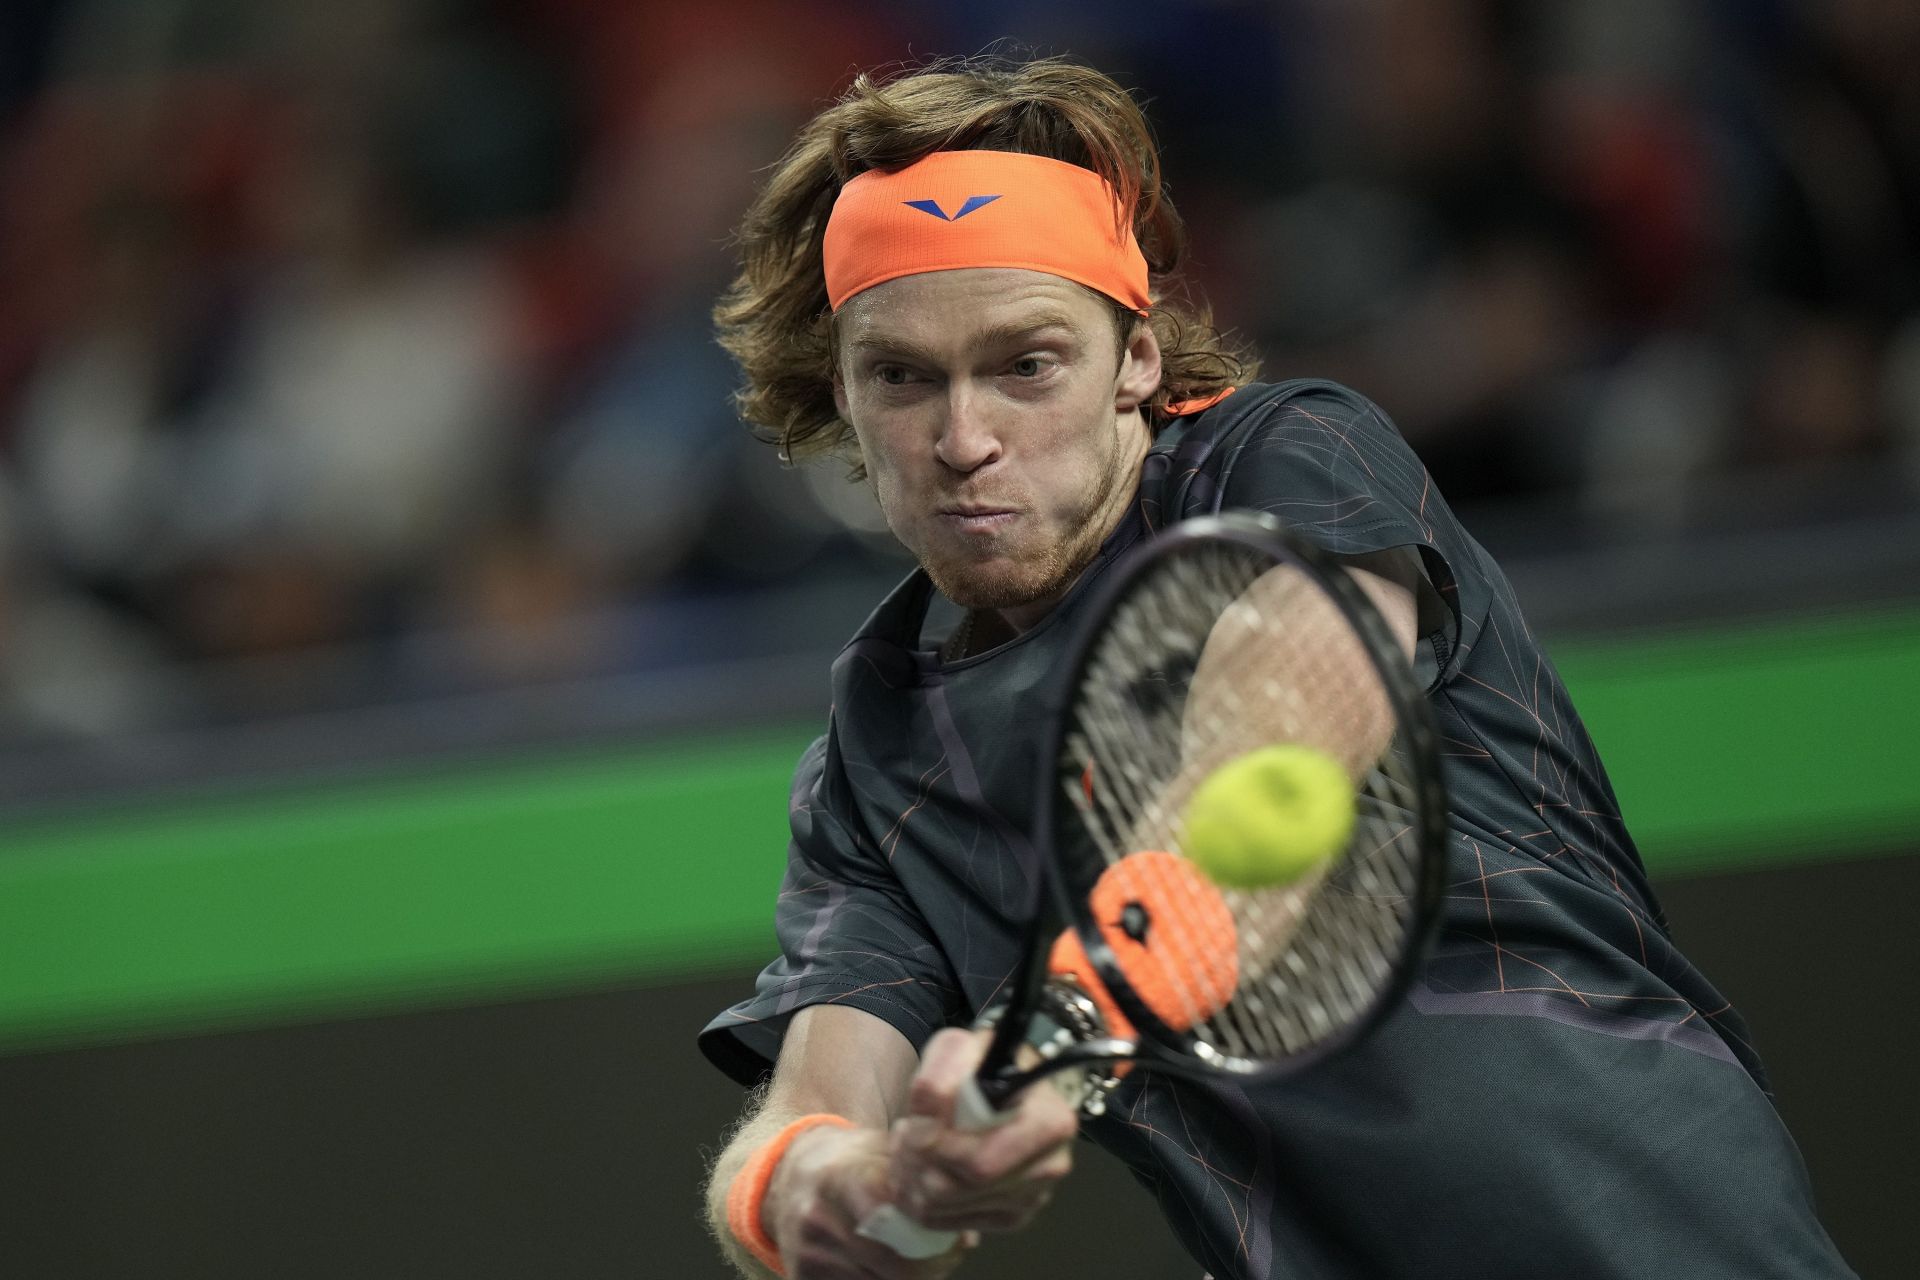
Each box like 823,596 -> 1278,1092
822,151 -> 1151,314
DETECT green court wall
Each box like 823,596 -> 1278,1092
2,606 -> 1916,1049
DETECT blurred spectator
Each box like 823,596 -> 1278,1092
0,0 -> 1914,747
170,100 -> 524,656
1234,0 -> 1599,503
515,0 -> 917,603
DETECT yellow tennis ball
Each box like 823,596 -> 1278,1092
1181,745 -> 1355,888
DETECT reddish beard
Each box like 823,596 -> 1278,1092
919,514 -> 1106,613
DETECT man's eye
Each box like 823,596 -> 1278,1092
1011,357 -> 1045,377
876,366 -> 913,385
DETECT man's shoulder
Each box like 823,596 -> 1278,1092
1144,379 -> 1414,526
1167,378 -> 1388,439
1152,378 -> 1406,479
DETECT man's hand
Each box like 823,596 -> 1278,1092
765,1122 -> 976,1279
886,1026 -> 1081,1233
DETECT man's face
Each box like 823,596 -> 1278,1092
833,269 -> 1163,629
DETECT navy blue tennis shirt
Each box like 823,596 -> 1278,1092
701,381 -> 1855,1279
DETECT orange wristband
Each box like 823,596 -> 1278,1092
725,1113 -> 856,1276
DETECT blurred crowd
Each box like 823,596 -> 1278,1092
0,0 -> 1915,742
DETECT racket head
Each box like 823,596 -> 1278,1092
1030,511 -> 1449,1085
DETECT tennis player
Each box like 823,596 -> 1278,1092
697,58 -> 1856,1280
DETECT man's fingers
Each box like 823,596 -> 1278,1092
895,1146 -> 1072,1228
904,1027 -> 990,1124
787,1223 -> 973,1280
889,1088 -> 1076,1235
902,1142 -> 1074,1205
894,1078 -> 1078,1185
885,1029 -> 1082,1244
913,1197 -> 1052,1233
939,1105 -> 1075,1183
789,1139 -> 975,1279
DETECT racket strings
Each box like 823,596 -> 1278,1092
1058,540 -> 1429,1064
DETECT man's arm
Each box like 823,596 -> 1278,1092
1131,546 -> 1421,845
703,1004 -> 1078,1279
1340,548 -> 1421,665
704,1005 -> 919,1279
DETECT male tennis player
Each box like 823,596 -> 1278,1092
697,58 -> 1856,1280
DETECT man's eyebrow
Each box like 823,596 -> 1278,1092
973,312 -> 1085,350
845,312 -> 1086,363
845,331 -> 942,364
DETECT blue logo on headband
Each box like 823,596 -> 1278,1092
903,195 -> 1002,221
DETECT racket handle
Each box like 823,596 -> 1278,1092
855,1076 -> 1004,1258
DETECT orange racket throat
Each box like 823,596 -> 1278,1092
1047,850 -> 1239,1055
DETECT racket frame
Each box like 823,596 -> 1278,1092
976,511 -> 1450,1104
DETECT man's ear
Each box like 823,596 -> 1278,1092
1115,319 -> 1163,411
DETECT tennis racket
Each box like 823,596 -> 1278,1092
858,511 -> 1449,1258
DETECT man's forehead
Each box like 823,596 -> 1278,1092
839,268 -> 1107,350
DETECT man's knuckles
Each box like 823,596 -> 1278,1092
911,1184 -> 1058,1233
1018,1101 -> 1079,1149
904,1075 -> 958,1120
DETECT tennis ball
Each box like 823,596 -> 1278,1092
1181,745 -> 1354,889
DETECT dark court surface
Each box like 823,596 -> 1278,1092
3,851 -> 1911,1279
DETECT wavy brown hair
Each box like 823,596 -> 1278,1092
713,56 -> 1259,470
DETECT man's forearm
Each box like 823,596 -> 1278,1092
700,998 -> 934,1276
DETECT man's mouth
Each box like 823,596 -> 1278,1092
939,505 -> 1019,532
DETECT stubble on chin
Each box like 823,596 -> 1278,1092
919,519 -> 1106,614
923,549 -> 1066,613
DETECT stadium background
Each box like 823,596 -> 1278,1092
0,1 -> 1914,1275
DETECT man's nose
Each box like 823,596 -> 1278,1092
933,383 -> 1003,473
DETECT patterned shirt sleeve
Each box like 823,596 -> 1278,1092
1212,383 -> 1497,690
698,731 -> 968,1087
